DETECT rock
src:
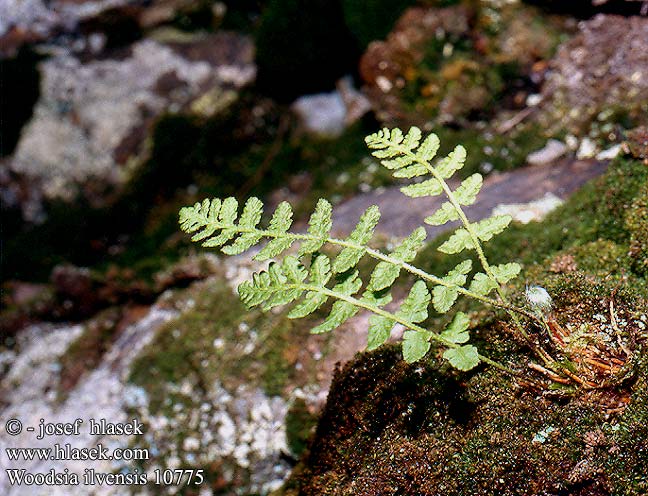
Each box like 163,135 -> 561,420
51,265 -> 99,317
291,77 -> 370,138
359,2 -> 565,125
492,192 -> 564,224
292,91 -> 348,138
0,308 -> 177,496
2,32 -> 255,218
623,126 -> 648,163
527,139 -> 569,166
576,137 -> 597,159
0,0 -> 217,57
331,158 -> 607,239
596,143 -> 621,160
537,14 -> 648,136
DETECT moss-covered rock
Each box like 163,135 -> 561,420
274,156 -> 648,494
359,1 -> 566,126
536,14 -> 648,137
626,182 -> 648,277
278,339 -> 647,495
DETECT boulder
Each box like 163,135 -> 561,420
2,32 -> 255,220
537,14 -> 648,136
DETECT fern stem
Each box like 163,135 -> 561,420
295,282 -> 516,375
396,146 -> 535,337
196,220 -> 538,321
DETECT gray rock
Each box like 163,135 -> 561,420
537,14 -> 648,135
527,139 -> 569,166
3,33 -> 255,218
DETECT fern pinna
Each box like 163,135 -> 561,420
179,127 -> 546,373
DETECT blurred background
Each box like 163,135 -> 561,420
1,0 -> 648,494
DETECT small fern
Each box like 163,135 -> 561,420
180,127 -> 551,374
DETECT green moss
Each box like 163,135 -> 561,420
280,333 -> 648,495
626,182 -> 648,277
58,307 -> 123,396
382,1 -> 565,125
274,155 -> 648,494
286,398 -> 319,457
129,276 -> 328,409
415,156 -> 648,280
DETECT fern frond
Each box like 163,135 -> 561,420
180,127 -> 546,375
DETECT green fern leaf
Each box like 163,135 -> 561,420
490,262 -> 522,284
473,215 -> 512,242
367,315 -> 394,351
424,202 -> 459,226
191,224 -> 217,242
469,272 -> 498,296
393,163 -> 428,179
299,199 -> 332,255
437,228 -> 474,254
399,179 -> 443,198
286,256 -> 331,317
254,237 -> 293,261
202,229 -> 237,248
219,197 -> 239,224
334,270 -> 362,296
435,145 -> 467,179
239,197 -> 263,228
311,301 -> 358,334
397,280 -> 430,324
310,270 -> 363,333
288,292 -> 328,319
365,128 -> 403,155
333,205 -> 380,273
207,197 -> 221,221
361,288 -> 392,307
432,286 -> 458,313
453,173 -> 483,206
417,133 -> 440,161
222,232 -> 263,255
309,254 -> 332,285
445,259 -> 472,285
402,330 -> 432,363
254,202 -> 294,260
369,227 -> 427,290
237,257 -> 306,310
268,201 -> 293,232
402,126 -> 422,150
380,155 -> 415,170
440,312 -> 471,344
443,345 -> 479,371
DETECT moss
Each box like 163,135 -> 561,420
373,1 -> 566,126
58,307 -> 123,396
274,155 -> 648,495
286,398 -> 319,458
415,156 -> 648,282
280,331 -> 648,494
625,182 -> 648,277
129,276 -> 327,410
